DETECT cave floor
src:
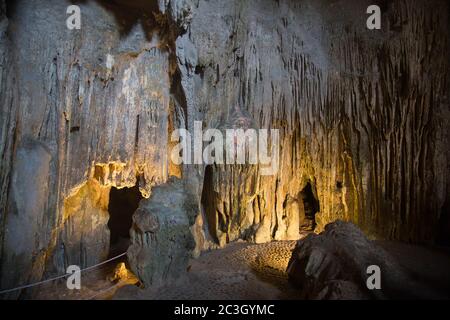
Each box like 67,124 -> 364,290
376,240 -> 450,298
114,241 -> 301,300
34,255 -> 134,300
113,240 -> 450,300
34,239 -> 450,300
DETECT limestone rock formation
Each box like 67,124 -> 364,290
1,138 -> 53,294
0,0 -> 175,296
287,221 -> 444,299
0,0 -> 449,297
179,0 -> 450,246
127,178 -> 196,287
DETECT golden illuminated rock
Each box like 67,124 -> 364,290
109,262 -> 139,286
0,0 -> 449,299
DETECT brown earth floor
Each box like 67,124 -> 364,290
114,241 -> 301,300
31,239 -> 450,300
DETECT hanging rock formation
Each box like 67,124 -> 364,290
175,0 -> 450,247
0,0 -> 175,296
0,0 -> 449,295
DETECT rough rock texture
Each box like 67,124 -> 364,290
178,0 -> 450,247
56,179 -> 111,269
287,221 -> 447,299
1,138 -> 52,294
128,178 -> 196,286
0,0 -> 14,271
0,0 -> 176,296
115,240 -> 301,300
0,0 -> 449,297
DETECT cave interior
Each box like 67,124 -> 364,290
0,0 -> 449,300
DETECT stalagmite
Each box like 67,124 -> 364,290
0,0 -> 448,300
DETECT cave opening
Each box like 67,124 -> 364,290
299,182 -> 320,232
107,185 -> 143,258
201,165 -> 220,244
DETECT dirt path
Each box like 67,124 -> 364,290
33,255 -> 135,300
31,239 -> 450,300
113,241 -> 302,300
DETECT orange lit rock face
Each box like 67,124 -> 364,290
0,0 -> 449,293
0,0 -> 174,294
59,179 -> 111,269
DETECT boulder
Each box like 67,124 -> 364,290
287,221 -> 431,299
127,178 -> 197,287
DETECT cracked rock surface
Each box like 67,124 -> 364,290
0,0 -> 449,296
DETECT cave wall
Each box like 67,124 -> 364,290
0,0 -> 13,272
0,0 -> 175,294
175,0 -> 450,246
0,0 -> 449,292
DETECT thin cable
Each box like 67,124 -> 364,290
0,252 -> 127,295
74,252 -> 127,273
0,273 -> 69,294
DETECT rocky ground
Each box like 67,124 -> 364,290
32,240 -> 301,300
1,0 -> 449,293
114,241 -> 301,300
30,236 -> 450,300
115,238 -> 450,300
33,255 -> 137,300
287,221 -> 450,300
